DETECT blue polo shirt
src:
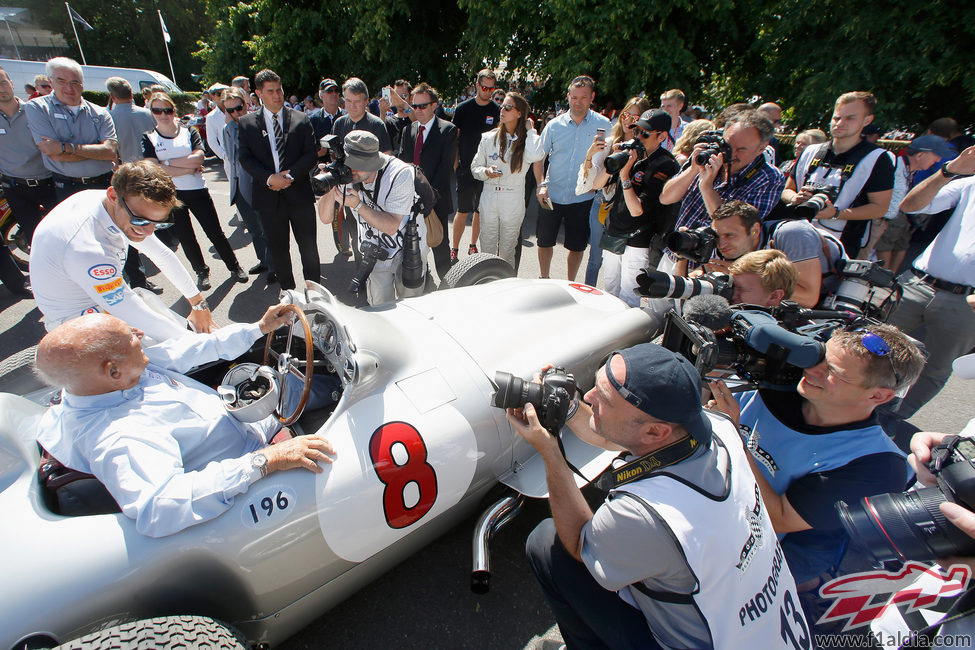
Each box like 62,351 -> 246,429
24,93 -> 116,178
539,109 -> 611,205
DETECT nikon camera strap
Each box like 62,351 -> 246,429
594,435 -> 700,491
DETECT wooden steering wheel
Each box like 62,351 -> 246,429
263,304 -> 314,426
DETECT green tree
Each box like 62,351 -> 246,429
195,0 -> 469,101
32,0 -> 213,90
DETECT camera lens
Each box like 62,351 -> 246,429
492,372 -> 527,409
837,488 -> 975,563
603,150 -> 631,175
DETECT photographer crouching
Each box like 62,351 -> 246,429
316,131 -> 427,305
590,109 -> 680,306
707,325 -> 925,597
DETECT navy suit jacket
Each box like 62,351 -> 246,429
237,106 -> 317,215
397,117 -> 458,217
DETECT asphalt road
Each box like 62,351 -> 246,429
0,159 -> 971,649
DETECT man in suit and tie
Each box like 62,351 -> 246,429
237,69 -> 320,290
396,82 -> 458,279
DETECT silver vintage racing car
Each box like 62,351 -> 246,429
0,274 -> 655,649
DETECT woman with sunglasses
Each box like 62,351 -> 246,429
590,109 -> 680,306
471,92 -> 543,268
142,92 -> 247,290
577,97 -> 652,285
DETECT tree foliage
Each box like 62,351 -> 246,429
31,0 -> 213,90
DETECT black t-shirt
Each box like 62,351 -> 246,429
606,147 -> 680,248
452,97 -> 501,170
384,115 -> 411,154
789,140 -> 895,207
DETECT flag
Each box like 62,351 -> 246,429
67,4 -> 93,31
158,12 -> 171,43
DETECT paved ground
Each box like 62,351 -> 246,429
0,159 -> 971,648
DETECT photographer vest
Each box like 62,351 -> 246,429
613,412 -> 810,649
793,141 -> 894,256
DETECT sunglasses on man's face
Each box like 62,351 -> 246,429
119,196 -> 174,230
225,104 -> 245,113
480,84 -> 495,92
411,101 -> 433,110
150,106 -> 175,116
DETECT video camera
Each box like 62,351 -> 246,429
838,435 -> 975,563
311,134 -> 354,195
822,259 -> 902,322
660,296 -> 831,390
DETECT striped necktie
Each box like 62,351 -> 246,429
272,112 -> 285,165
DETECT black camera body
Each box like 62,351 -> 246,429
794,183 -> 841,220
311,134 -> 354,195
838,435 -> 975,563
604,138 -> 647,175
666,226 -> 718,265
492,367 -> 578,433
693,131 -> 732,167
348,240 -> 390,294
821,259 -> 901,321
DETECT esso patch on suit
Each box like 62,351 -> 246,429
317,394 -> 477,562
88,264 -> 118,280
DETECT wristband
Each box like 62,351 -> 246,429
940,161 -> 972,179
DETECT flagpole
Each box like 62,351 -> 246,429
64,2 -> 86,65
2,20 -> 21,60
158,10 -> 175,84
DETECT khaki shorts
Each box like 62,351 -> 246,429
875,211 -> 913,251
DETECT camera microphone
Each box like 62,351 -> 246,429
684,295 -> 734,331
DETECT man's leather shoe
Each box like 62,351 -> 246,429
248,263 -> 268,275
14,283 -> 32,299
232,266 -> 248,283
196,269 -> 211,291
137,280 -> 164,295
266,272 -> 278,285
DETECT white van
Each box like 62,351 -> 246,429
0,58 -> 183,100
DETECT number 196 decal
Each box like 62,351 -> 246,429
242,487 -> 296,529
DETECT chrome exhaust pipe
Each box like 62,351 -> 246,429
471,493 -> 525,594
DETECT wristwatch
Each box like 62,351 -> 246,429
621,179 -> 633,190
191,299 -> 210,311
940,161 -> 972,179
251,452 -> 269,479
163,160 -> 171,167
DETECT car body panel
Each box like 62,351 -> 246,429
0,279 -> 654,648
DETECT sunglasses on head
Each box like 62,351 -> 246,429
225,104 -> 246,113
411,101 -> 433,110
119,196 -> 173,230
150,106 -> 175,115
857,330 -> 900,386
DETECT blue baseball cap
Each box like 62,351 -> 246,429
907,134 -> 953,159
604,343 -> 712,445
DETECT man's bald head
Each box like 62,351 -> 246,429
36,315 -> 138,395
758,102 -> 782,124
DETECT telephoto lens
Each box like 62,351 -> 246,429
400,217 -> 424,289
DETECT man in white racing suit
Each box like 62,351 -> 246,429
30,160 -> 216,341
511,343 -> 809,649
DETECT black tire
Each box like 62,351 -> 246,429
441,253 -> 515,289
53,615 -> 247,650
0,345 -> 45,395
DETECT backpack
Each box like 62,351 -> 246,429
366,161 -> 443,247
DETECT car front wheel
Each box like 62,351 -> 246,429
52,615 -> 247,650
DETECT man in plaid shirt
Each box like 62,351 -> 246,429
660,109 -> 785,263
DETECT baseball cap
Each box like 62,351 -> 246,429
319,78 -> 339,91
906,134 -> 952,159
637,108 -> 673,133
861,123 -> 883,136
604,343 -> 712,445
344,131 -> 386,172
